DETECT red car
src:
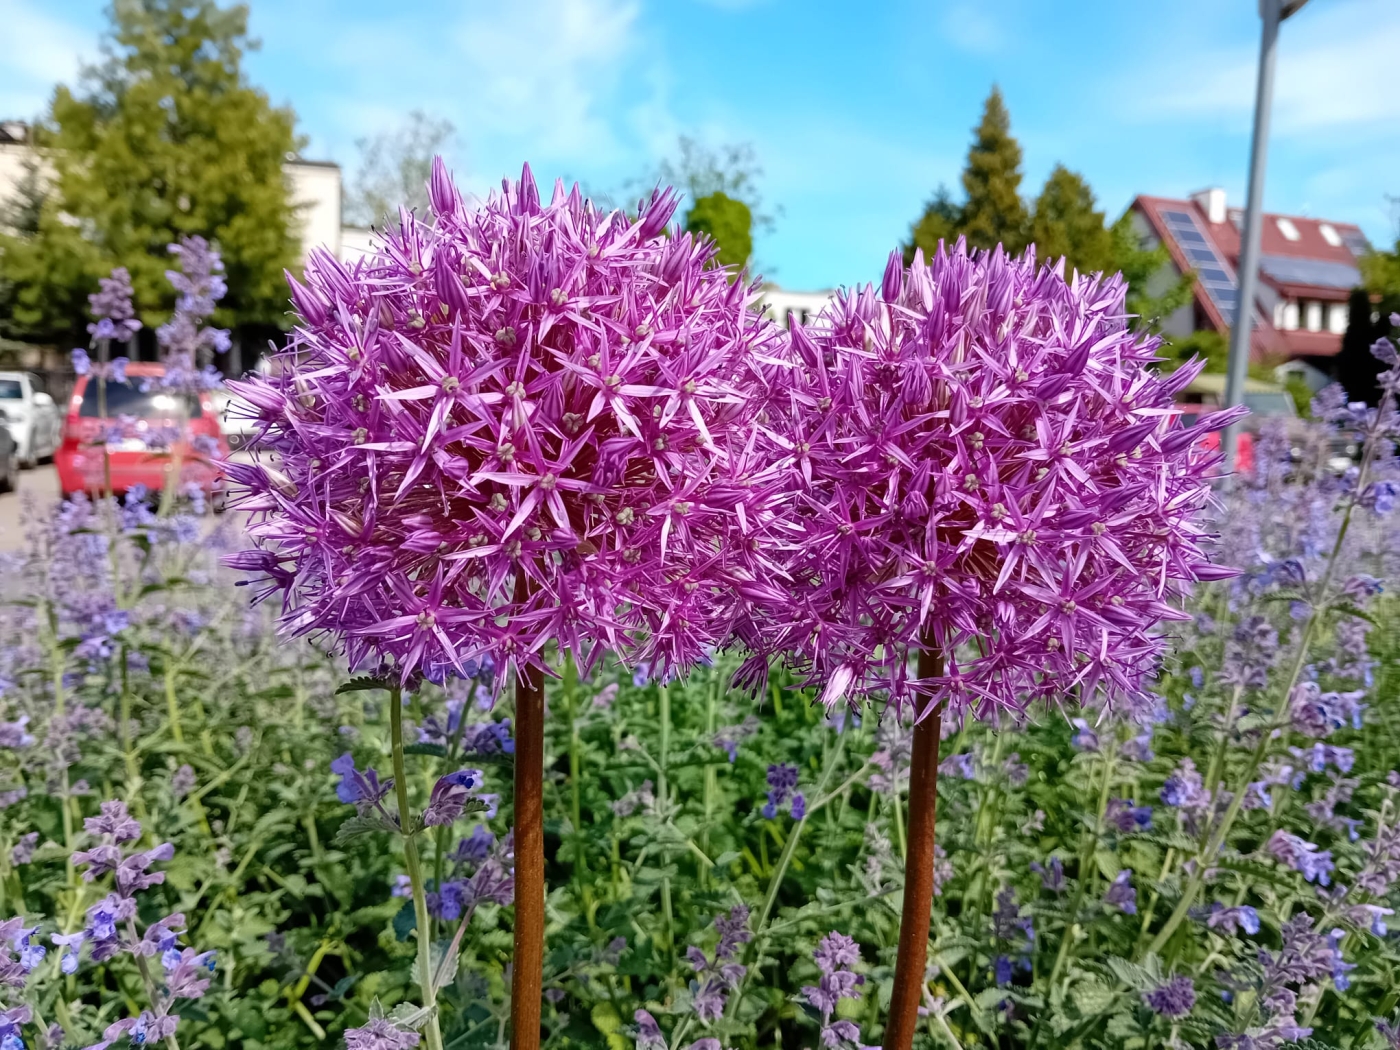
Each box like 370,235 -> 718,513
56,362 -> 230,500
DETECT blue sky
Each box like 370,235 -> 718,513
3,0 -> 1398,290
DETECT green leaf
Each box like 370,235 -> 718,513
714,850 -> 741,868
404,743 -> 448,758
1104,955 -> 1153,991
332,814 -> 399,846
337,676 -> 391,695
392,900 -> 417,942
1329,601 -> 1379,627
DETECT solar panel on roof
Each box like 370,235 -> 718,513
1340,229 -> 1370,257
1155,205 -> 1238,317
1258,255 -> 1361,291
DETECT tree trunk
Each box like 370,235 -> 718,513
883,644 -> 944,1050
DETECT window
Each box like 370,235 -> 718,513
1275,217 -> 1301,241
1305,302 -> 1323,332
1328,303 -> 1348,335
79,379 -> 202,419
1318,223 -> 1342,247
1282,302 -> 1299,330
0,380 -> 21,400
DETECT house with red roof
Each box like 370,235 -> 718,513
1129,188 -> 1369,365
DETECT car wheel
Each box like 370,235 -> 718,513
19,428 -> 37,470
0,457 -> 12,494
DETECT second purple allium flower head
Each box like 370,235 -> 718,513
747,240 -> 1242,719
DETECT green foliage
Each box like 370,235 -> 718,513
684,191 -> 753,270
1337,286 -> 1400,405
959,86 -> 1029,255
1029,164 -> 1113,275
343,111 -> 454,228
905,86 -> 1029,261
1158,328 -> 1227,373
0,0 -> 302,344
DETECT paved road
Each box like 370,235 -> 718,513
0,463 -> 60,553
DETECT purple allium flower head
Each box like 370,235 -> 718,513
1142,975 -> 1195,1018
87,267 -> 142,344
747,241 -> 1241,718
223,160 -> 788,687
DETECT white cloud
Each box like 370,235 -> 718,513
1122,0 -> 1400,137
0,0 -> 97,118
940,2 -> 1004,56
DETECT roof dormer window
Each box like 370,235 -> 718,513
1318,223 -> 1342,247
1275,217 -> 1301,242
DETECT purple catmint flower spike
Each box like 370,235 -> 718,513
88,267 -> 142,344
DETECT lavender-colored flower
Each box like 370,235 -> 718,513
686,907 -> 751,1022
84,800 -> 142,843
51,932 -> 85,975
1207,904 -> 1261,937
633,1009 -> 666,1050
712,715 -> 759,763
1161,758 -> 1210,812
1002,752 -> 1030,787
344,1019 -> 422,1050
330,753 -> 394,813
1070,718 -> 1099,751
84,1011 -> 178,1050
157,237 -> 230,375
1031,856 -> 1066,893
1103,870 -> 1137,914
87,267 -> 142,344
171,764 -> 196,798
1267,830 -> 1334,886
1142,975 -> 1196,1019
224,161 -> 787,687
0,717 -> 33,749
762,763 -> 800,819
940,751 -> 976,780
10,833 -> 37,867
803,932 -> 869,1049
1105,797 -> 1153,833
748,242 -> 1241,718
422,769 -> 483,827
162,947 -> 216,999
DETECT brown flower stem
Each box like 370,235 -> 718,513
883,643 -> 943,1050
510,656 -> 546,1050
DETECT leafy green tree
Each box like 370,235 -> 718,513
903,184 -> 960,264
684,191 -> 752,270
1029,164 -> 1113,274
344,111 -> 455,228
905,87 -> 1028,260
0,0 -> 301,345
959,86 -> 1029,254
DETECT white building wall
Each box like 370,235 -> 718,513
756,286 -> 835,329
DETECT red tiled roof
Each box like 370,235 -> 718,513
1131,194 -> 1365,362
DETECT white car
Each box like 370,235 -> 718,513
0,371 -> 61,468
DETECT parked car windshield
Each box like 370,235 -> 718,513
0,380 -> 22,400
78,379 -> 202,419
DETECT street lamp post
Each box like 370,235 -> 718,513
1222,0 -> 1310,475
